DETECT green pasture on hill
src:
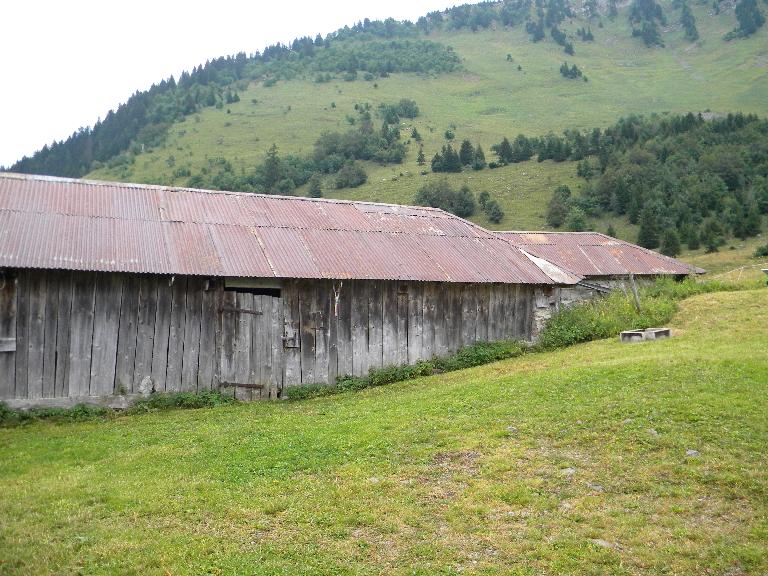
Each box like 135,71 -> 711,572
88,2 -> 768,238
1,289 -> 766,574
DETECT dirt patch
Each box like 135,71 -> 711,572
432,450 -> 481,476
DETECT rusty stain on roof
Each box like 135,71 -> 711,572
0,173 -> 579,284
498,231 -> 704,276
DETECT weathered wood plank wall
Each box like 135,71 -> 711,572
281,279 -> 535,388
0,270 -> 225,401
0,270 -> 537,403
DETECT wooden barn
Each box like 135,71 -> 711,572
498,231 -> 704,329
498,231 -> 703,284
0,173 -> 579,407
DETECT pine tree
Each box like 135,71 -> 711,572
459,140 -> 475,166
417,146 -> 426,166
736,202 -> 762,238
307,174 -> 323,198
546,185 -> 572,228
701,220 -> 723,253
660,229 -> 681,256
566,207 -> 587,231
492,137 -> 514,164
510,135 -> 534,162
585,0 -> 599,19
472,145 -> 487,170
680,2 -> 699,41
431,152 -> 444,172
607,223 -> 617,237
637,205 -> 661,249
687,227 -> 700,250
411,127 -> 422,142
263,143 -> 282,192
441,144 -> 462,172
731,0 -> 765,37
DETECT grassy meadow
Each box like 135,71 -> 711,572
1,288 -> 766,574
88,2 -> 768,239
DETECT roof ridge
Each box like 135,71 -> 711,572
497,230 -> 604,235
0,171 -> 451,215
0,206 -> 495,238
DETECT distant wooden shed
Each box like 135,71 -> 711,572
498,231 -> 705,330
0,174 -> 578,407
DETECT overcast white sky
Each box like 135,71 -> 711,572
0,0 -> 454,168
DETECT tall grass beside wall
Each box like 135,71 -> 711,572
536,277 -> 761,350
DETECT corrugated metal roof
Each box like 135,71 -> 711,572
0,173 -> 578,284
499,231 -> 704,276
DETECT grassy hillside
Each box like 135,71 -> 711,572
685,234 -> 768,281
88,1 -> 768,240
1,289 -> 767,574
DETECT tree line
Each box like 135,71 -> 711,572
7,0 -> 763,180
184,100 -> 418,194
542,113 -> 767,254
7,36 -> 455,178
414,179 -> 505,223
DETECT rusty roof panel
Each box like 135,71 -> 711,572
207,225 -> 272,278
498,231 -> 702,276
0,173 -> 577,283
301,229 -> 377,279
256,227 -> 321,279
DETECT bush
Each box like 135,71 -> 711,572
434,341 -> 526,372
642,276 -> 754,300
754,243 -> 768,258
128,391 -> 236,413
367,362 -> 435,387
0,402 -> 111,427
537,291 -> 676,350
0,391 -> 237,427
538,277 -> 756,350
334,161 -> 368,189
286,341 -> 526,401
483,199 -> 505,223
415,179 -> 476,217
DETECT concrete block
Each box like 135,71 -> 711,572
620,328 -> 671,343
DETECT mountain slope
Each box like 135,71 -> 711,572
84,1 -> 768,237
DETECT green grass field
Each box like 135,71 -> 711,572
88,2 -> 768,239
1,289 -> 766,575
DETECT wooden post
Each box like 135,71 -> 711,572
628,273 -> 642,312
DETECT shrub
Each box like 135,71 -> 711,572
128,391 -> 236,413
334,161 -> 368,189
642,277 -> 754,299
367,362 -> 435,387
0,402 -> 111,427
537,291 -> 676,350
0,391 -> 237,427
434,341 -> 526,372
538,277 -> 756,350
753,243 -> 768,258
286,341 -> 526,401
483,199 -> 505,223
415,179 -> 476,217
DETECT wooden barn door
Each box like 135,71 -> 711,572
218,290 -> 283,400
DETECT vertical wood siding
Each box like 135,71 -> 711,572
0,271 -> 537,402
